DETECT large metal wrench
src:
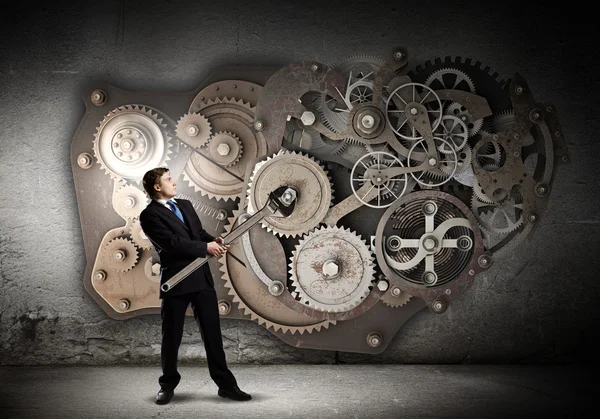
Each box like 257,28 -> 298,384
160,186 -> 298,292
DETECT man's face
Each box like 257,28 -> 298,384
155,171 -> 177,199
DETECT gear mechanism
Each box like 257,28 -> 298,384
103,237 -> 140,272
175,112 -> 213,149
112,184 -> 149,219
93,105 -> 172,182
289,226 -> 376,313
247,150 -> 333,237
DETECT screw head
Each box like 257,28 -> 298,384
515,86 -> 524,95
362,114 -> 375,129
117,299 -> 130,311
94,270 -> 106,281
124,197 -> 135,208
423,202 -> 436,215
300,111 -> 316,126
311,64 -> 320,72
91,89 -> 107,106
77,153 -> 93,169
366,332 -> 383,348
431,299 -> 447,313
527,212 -> 538,223
269,280 -> 285,296
391,286 -> 402,297
113,249 -> 127,261
393,51 -> 404,60
478,254 -> 492,268
561,155 -> 568,162
254,120 -> 265,131
410,107 -> 418,115
218,300 -> 231,315
514,151 -> 520,157
423,272 -> 437,285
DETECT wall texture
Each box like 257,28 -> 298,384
0,0 -> 598,365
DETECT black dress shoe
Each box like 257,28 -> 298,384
218,385 -> 252,401
156,388 -> 174,405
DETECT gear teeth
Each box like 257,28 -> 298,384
219,207 -> 335,335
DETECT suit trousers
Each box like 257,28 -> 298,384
159,288 -> 237,391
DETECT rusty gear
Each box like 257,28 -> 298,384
289,226 -> 376,313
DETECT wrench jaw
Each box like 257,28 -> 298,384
268,186 -> 299,218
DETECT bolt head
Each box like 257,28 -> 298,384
217,143 -> 231,156
391,286 -> 401,296
377,280 -> 389,292
394,51 -> 404,60
424,238 -> 436,250
118,299 -> 130,310
432,300 -> 446,313
254,120 -> 265,131
428,158 -> 437,166
367,332 -> 383,347
311,64 -> 320,72
410,107 -> 418,115
300,111 -> 316,126
218,300 -> 231,315
94,270 -> 106,281
322,260 -> 340,278
423,272 -> 436,284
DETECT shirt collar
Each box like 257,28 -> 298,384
156,197 -> 177,207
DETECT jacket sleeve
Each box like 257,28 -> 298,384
140,210 -> 208,258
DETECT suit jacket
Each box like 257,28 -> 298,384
139,198 -> 215,298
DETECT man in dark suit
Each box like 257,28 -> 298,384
140,167 -> 251,404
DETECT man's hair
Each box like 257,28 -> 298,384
142,167 -> 169,199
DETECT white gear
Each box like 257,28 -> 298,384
289,226 -> 376,313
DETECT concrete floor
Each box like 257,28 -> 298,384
0,364 -> 594,418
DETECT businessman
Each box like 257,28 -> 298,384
140,167 -> 251,404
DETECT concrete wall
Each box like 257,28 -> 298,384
1,0 -> 598,365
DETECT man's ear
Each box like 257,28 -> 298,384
154,183 -> 161,192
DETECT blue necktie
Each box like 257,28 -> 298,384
166,200 -> 185,223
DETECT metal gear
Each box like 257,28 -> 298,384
407,137 -> 458,187
112,184 -> 149,219
380,286 -> 413,308
471,192 -> 524,235
289,226 -> 376,313
103,237 -> 140,272
207,131 -> 243,168
175,112 -> 212,149
129,219 -> 153,249
472,170 -> 508,204
219,207 -> 336,334
433,115 -> 469,153
386,83 -> 443,141
93,105 -> 172,182
182,97 -> 268,201
425,67 -> 476,93
445,102 -> 483,137
247,150 -> 333,237
440,145 -> 472,177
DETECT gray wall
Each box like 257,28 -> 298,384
1,0 -> 598,365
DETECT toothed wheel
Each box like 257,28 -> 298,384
472,171 -> 508,204
175,112 -> 212,149
93,105 -> 172,182
407,137 -> 458,187
440,145 -> 472,177
408,56 -> 512,115
112,184 -> 149,219
247,150 -> 333,237
129,219 -> 153,249
425,67 -> 476,93
350,151 -> 409,208
385,83 -> 443,141
380,286 -> 413,308
433,115 -> 469,153
289,226 -> 376,313
207,131 -> 243,168
103,237 -> 140,272
317,54 -> 386,133
218,207 -> 335,334
445,102 -> 483,137
182,97 -> 268,201
471,192 -> 524,235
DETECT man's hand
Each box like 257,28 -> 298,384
214,237 -> 225,244
207,241 -> 229,257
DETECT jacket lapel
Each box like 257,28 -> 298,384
150,200 -> 190,232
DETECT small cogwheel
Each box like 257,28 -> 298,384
112,184 -> 149,219
175,112 -> 213,149
103,237 -> 140,272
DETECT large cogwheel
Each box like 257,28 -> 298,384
112,184 -> 149,219
218,208 -> 335,334
93,105 -> 172,182
289,226 -> 376,313
408,56 -> 512,115
102,237 -> 140,272
129,219 -> 153,249
247,150 -> 333,237
182,97 -> 267,201
471,192 -> 524,235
